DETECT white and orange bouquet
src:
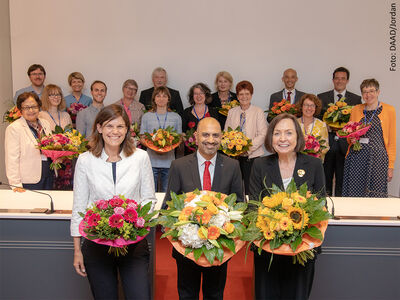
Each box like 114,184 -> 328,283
219,100 -> 240,116
336,121 -> 370,151
142,126 -> 181,153
37,125 -> 88,170
220,127 -> 252,157
158,190 -> 247,266
301,135 -> 328,159
323,98 -> 353,130
243,180 -> 331,266
3,105 -> 22,123
79,195 -> 157,256
267,99 -> 298,121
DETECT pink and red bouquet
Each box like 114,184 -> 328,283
184,122 -> 197,152
301,135 -> 328,159
37,125 -> 88,170
3,105 -> 22,123
79,195 -> 158,256
67,103 -> 87,123
336,121 -> 371,151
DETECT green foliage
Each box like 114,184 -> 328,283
224,193 -> 237,207
304,226 -> 323,240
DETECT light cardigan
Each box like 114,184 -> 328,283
348,102 -> 396,169
70,148 -> 156,236
38,110 -> 72,131
224,104 -> 267,159
5,117 -> 51,187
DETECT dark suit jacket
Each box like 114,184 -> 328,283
164,152 -> 245,204
268,89 -> 305,110
139,86 -> 184,116
209,91 -> 237,108
317,90 -> 361,119
249,153 -> 326,202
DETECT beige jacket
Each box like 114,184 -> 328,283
5,117 -> 51,187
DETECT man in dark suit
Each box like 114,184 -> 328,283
164,117 -> 244,300
317,67 -> 362,196
268,68 -> 305,110
139,67 -> 184,116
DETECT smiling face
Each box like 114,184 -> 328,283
70,78 -> 84,93
216,76 -> 231,93
48,89 -> 62,108
91,82 -> 107,104
97,116 -> 128,148
122,84 -> 138,101
272,118 -> 298,155
361,86 -> 380,107
154,92 -> 169,109
193,87 -> 206,105
195,118 -> 222,160
237,89 -> 252,109
302,98 -> 316,118
29,68 -> 45,87
333,71 -> 349,93
282,69 -> 298,90
20,96 -> 40,122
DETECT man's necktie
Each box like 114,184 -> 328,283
287,91 -> 292,103
337,94 -> 343,102
203,161 -> 211,191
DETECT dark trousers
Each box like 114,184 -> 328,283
323,132 -> 348,196
81,239 -> 150,300
238,156 -> 256,195
173,249 -> 228,300
254,250 -> 315,300
22,159 -> 53,190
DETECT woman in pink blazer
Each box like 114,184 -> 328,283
5,92 -> 53,191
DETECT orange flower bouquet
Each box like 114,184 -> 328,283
267,99 -> 298,121
3,106 -> 22,123
158,190 -> 247,266
323,98 -> 353,130
141,126 -> 181,154
220,127 -> 252,157
219,100 -> 240,116
243,180 -> 331,266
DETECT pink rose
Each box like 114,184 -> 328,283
109,214 -> 124,228
124,208 -> 138,223
135,217 -> 145,228
114,207 -> 125,215
95,200 -> 108,210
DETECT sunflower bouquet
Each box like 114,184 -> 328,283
219,100 -> 240,116
79,195 -> 158,256
37,125 -> 88,170
267,99 -> 298,121
243,180 -> 331,266
3,105 -> 22,123
158,190 -> 247,266
220,127 -> 252,157
323,98 -> 353,130
141,126 -> 181,153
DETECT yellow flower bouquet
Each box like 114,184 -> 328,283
218,100 -> 240,116
323,98 -> 353,130
3,105 -> 22,123
243,179 -> 331,266
158,190 -> 247,266
220,127 -> 252,157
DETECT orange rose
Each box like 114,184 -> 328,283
207,226 -> 221,240
276,109 -> 281,114
223,222 -> 235,234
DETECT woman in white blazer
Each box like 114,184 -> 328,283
5,92 -> 53,190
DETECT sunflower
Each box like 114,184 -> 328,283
262,192 -> 286,208
287,207 -> 309,229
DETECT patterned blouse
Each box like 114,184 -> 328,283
298,117 -> 330,161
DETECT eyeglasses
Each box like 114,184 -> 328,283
30,72 -> 44,77
303,104 -> 316,108
103,124 -> 127,131
361,89 -> 377,95
49,94 -> 61,98
21,105 -> 39,111
124,86 -> 138,91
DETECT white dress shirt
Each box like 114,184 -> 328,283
197,151 -> 217,189
283,89 -> 296,104
334,89 -> 347,103
70,148 -> 156,236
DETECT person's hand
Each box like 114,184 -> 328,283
349,137 -> 358,145
13,187 -> 25,193
73,250 -> 87,277
388,168 -> 394,182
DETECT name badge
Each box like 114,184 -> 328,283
359,138 -> 369,144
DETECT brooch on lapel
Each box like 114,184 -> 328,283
297,169 -> 305,177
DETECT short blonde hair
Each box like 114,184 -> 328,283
214,71 -> 233,91
68,72 -> 85,85
41,84 -> 66,111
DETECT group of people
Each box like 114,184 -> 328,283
4,63 -> 397,299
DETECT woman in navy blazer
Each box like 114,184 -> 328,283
249,113 -> 326,300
